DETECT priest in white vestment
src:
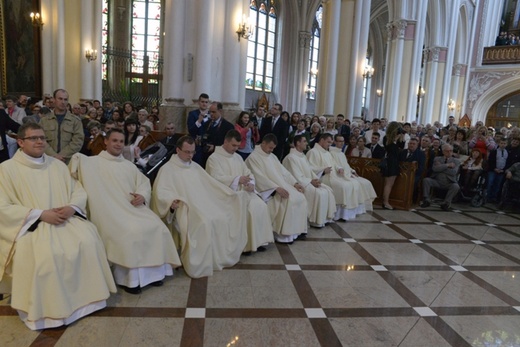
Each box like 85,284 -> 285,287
245,134 -> 308,244
0,123 -> 116,330
206,130 -> 273,253
331,134 -> 377,211
307,133 -> 366,221
69,129 -> 181,294
282,135 -> 336,227
152,136 -> 248,278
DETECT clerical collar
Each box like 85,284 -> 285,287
21,150 -> 45,164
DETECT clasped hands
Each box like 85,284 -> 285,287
40,206 -> 75,225
239,176 -> 255,192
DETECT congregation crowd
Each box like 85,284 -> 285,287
2,89 -> 520,331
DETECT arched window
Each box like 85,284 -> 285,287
245,0 -> 277,92
307,6 -> 322,100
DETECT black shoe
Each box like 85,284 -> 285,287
242,251 -> 252,256
256,246 -> 267,252
420,200 -> 430,208
123,286 -> 142,294
296,234 -> 307,241
149,280 -> 164,287
440,203 -> 450,211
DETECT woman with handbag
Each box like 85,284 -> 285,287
381,122 -> 404,210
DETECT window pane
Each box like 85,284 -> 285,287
133,18 -> 147,35
257,28 -> 266,45
247,42 -> 256,57
267,32 -> 275,46
258,12 -> 267,28
265,62 -> 273,78
246,58 -> 255,73
268,18 -> 276,32
256,45 -> 265,61
148,19 -> 161,36
255,60 -> 264,76
267,47 -> 274,62
148,3 -> 161,19
133,2 -> 147,18
264,77 -> 272,92
246,73 -> 254,89
133,34 -> 146,51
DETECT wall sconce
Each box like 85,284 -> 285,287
30,12 -> 44,29
447,99 -> 456,111
362,65 -> 374,79
236,14 -> 254,41
85,49 -> 98,63
310,68 -> 318,78
376,89 -> 383,97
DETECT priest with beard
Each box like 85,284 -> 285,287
307,133 -> 366,221
69,128 -> 181,294
152,136 -> 248,278
206,129 -> 273,254
0,122 -> 115,330
282,135 -> 336,228
245,134 -> 308,244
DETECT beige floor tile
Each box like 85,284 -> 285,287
463,246 -> 520,266
359,242 -> 447,266
252,286 -> 303,308
397,224 -> 469,240
341,223 -> 406,239
0,317 -> 39,347
56,317 -> 131,347
375,210 -> 432,223
442,315 -> 520,346
399,318 -> 452,347
472,271 -> 520,301
393,270 -> 457,305
206,286 -> 255,308
118,318 -> 184,347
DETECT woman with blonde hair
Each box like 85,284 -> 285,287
381,121 -> 405,209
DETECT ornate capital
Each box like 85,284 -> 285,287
453,64 -> 463,76
385,23 -> 394,40
395,20 -> 407,39
430,47 -> 441,62
299,31 -> 312,48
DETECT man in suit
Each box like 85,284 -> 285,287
399,137 -> 425,202
420,136 -> 436,176
201,102 -> 234,168
187,93 -> 210,165
0,109 -> 21,163
366,132 -> 385,159
336,114 -> 350,139
251,105 -> 266,137
160,122 -> 179,152
420,144 -> 460,211
260,103 -> 289,161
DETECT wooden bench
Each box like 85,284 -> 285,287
347,157 -> 417,210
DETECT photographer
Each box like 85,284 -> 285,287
469,125 -> 496,159
234,111 -> 260,160
201,102 -> 234,168
381,122 -> 405,210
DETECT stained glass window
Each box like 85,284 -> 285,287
246,0 -> 277,92
307,6 -> 322,100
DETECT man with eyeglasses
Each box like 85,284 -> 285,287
40,89 -> 84,163
152,135 -> 248,278
70,128 -> 181,294
0,122 -> 116,330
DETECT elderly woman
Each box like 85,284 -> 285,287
469,125 -> 496,158
137,109 -> 154,129
308,122 -> 322,149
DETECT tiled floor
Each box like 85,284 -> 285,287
2,203 -> 520,346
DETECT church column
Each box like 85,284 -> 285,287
93,0 -> 102,100
384,20 -> 407,122
193,1 -> 215,100
422,47 -> 447,126
316,0 -> 341,115
456,64 -> 468,119
162,0 -> 186,100
80,0 -> 95,100
40,0 -> 66,93
299,31 -> 312,113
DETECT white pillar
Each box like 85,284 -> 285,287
387,20 -> 407,121
162,0 -> 186,99
221,0 -> 243,105
56,0 -> 66,88
80,0 -> 94,99
193,1 -> 215,99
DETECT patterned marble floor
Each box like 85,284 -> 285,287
1,203 -> 520,347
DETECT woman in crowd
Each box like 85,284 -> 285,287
344,134 -> 358,157
381,121 -> 405,210
351,137 -> 371,158
123,118 -> 143,162
324,118 -> 338,136
469,125 -> 496,159
137,109 -> 154,129
288,119 -> 310,151
289,112 -> 301,133
122,101 -> 135,119
234,111 -> 259,160
308,122 -> 322,149
459,148 -> 484,196
452,129 -> 469,159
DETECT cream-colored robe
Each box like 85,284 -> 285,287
151,154 -> 248,278
306,143 -> 365,220
69,152 -> 181,287
0,150 -> 116,330
282,148 -> 336,227
245,147 -> 308,240
329,146 -> 377,211
206,146 -> 273,251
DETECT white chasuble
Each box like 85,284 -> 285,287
245,147 -> 308,239
69,152 -> 181,287
282,149 -> 336,227
152,155 -> 248,278
206,146 -> 273,251
306,144 -> 365,220
0,151 -> 116,330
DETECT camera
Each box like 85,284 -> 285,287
397,127 -> 405,135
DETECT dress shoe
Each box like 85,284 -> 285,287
382,204 -> 394,210
123,286 -> 142,295
296,234 -> 307,241
256,246 -> 267,252
150,280 -> 164,287
440,203 -> 450,211
242,251 -> 252,256
419,200 -> 430,208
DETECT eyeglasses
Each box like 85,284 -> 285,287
22,136 -> 46,142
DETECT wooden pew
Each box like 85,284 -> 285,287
347,157 -> 417,210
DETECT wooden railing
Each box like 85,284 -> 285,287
483,46 -> 520,65
347,157 -> 417,210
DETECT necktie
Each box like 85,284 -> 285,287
445,157 -> 448,164
406,151 -> 411,159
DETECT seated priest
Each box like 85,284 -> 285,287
282,134 -> 336,228
152,135 -> 248,278
307,133 -> 367,220
245,134 -> 308,244
0,122 -> 116,330
69,128 -> 181,294
206,129 -> 274,253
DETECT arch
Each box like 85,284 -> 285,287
472,74 -> 520,123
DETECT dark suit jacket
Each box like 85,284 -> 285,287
260,116 -> 289,160
399,149 -> 426,178
204,118 -> 234,147
0,110 -> 20,163
160,134 -> 180,151
506,145 -> 520,169
187,109 -> 209,139
367,143 -> 385,159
